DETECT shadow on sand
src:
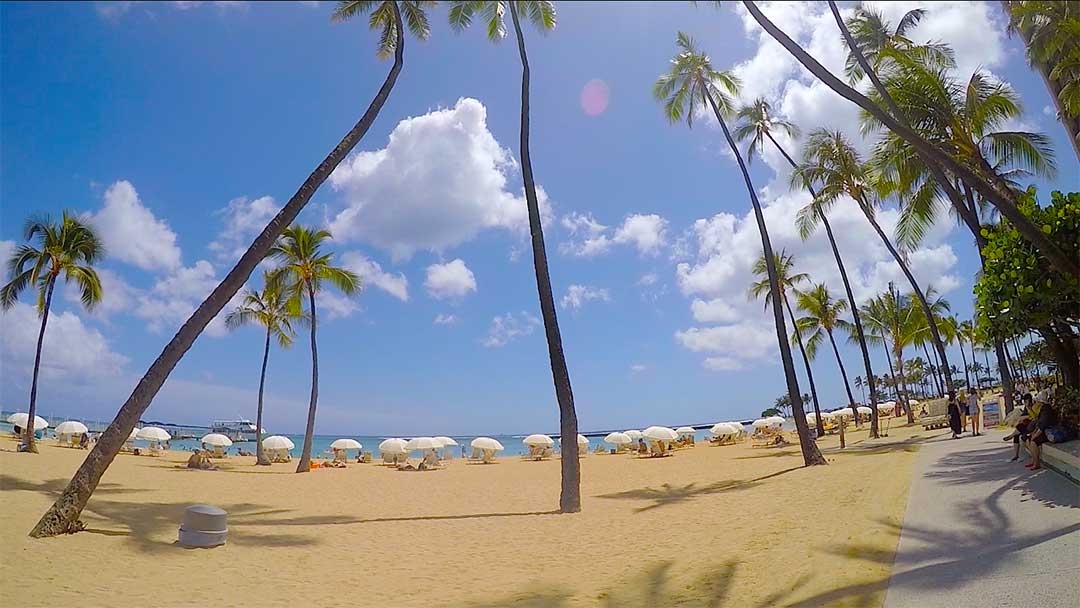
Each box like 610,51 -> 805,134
596,467 -> 801,513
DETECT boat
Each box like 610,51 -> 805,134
209,419 -> 260,442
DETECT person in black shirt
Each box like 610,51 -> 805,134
946,391 -> 962,439
1025,393 -> 1057,471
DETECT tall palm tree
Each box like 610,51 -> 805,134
841,6 -> 954,83
31,1 -> 430,537
225,272 -> 306,466
944,316 -> 972,389
795,129 -> 957,400
267,226 -> 359,473
654,33 -> 824,466
448,1 -> 586,510
737,0 -> 1080,279
794,283 -> 858,422
736,97 -> 880,438
959,320 -> 981,388
1002,1 -> 1080,159
748,250 -> 824,437
1,212 -> 103,453
859,285 -> 922,423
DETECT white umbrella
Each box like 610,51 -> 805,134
642,426 -> 678,441
856,406 -> 872,416
767,416 -> 785,426
262,435 -> 294,450
623,430 -> 644,441
752,418 -> 770,429
128,428 -> 141,441
818,411 -> 835,419
832,409 -> 853,418
523,434 -> 555,447
709,423 -> 729,436
7,413 -> 48,431
604,432 -> 631,445
434,436 -> 459,446
200,433 -> 233,447
471,437 -> 504,451
405,436 -> 441,451
330,438 -> 362,451
676,426 -> 696,436
378,438 -> 408,454
55,421 -> 88,435
137,426 -> 171,442
577,434 -> 589,446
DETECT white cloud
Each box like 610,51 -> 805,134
87,180 -> 182,272
209,195 -> 280,264
703,356 -> 744,372
0,240 -> 14,270
433,313 -> 458,326
424,259 -> 477,300
676,323 -> 779,366
637,273 -> 658,286
63,268 -> 140,318
329,98 -> 550,260
690,298 -> 741,323
630,363 -> 649,373
482,312 -> 541,348
96,1 -> 248,19
318,291 -> 359,321
0,302 -> 128,384
133,260 -> 239,336
560,284 -> 611,311
560,212 -> 668,257
340,251 -> 409,302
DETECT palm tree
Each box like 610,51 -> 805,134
654,33 -> 824,466
859,285 -> 922,423
267,226 -> 359,473
748,250 -> 824,437
1,212 -> 103,453
959,320 -> 981,388
944,316 -> 972,389
794,283 -> 859,422
854,375 -> 865,402
794,129 -> 957,400
841,6 -> 954,83
225,272 -> 306,466
737,0 -> 1080,279
448,1 -> 587,510
1002,1 -> 1080,160
31,1 -> 430,537
736,97 -> 880,438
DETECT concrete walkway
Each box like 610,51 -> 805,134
884,431 -> 1080,608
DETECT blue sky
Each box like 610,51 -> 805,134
1,1 -> 1076,436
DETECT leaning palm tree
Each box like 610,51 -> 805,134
1,212 -> 103,453
795,129 -> 956,399
737,0 -> 1079,279
267,226 -> 359,473
748,250 -> 824,437
794,283 -> 859,422
653,33 -> 825,466
448,1 -> 585,511
225,272 -> 306,466
735,97 -> 880,438
31,1 -> 430,537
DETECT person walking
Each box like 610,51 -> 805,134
966,389 -> 981,436
947,391 -> 963,439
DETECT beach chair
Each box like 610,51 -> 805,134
148,443 -> 162,457
209,446 -> 226,458
482,448 -> 497,464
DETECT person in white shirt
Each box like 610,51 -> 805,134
965,389 -> 981,436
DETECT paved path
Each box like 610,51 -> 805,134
884,431 -> 1080,608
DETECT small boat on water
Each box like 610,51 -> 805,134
209,419 -> 259,442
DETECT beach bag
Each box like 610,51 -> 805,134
1044,426 -> 1073,444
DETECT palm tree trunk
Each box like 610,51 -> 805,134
827,329 -> 859,423
895,349 -> 915,424
255,328 -> 271,466
765,130 -> 878,437
882,345 -> 898,401
983,349 -> 993,385
509,3 -> 581,511
296,284 -> 319,473
704,91 -> 825,467
958,335 -> 972,389
969,337 -> 980,389
920,341 -> 942,397
740,0 -> 1080,279
785,298 -> 824,437
28,4 -> 408,538
23,274 -> 57,454
861,209 -> 955,397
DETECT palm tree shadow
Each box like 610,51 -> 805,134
230,510 -> 562,528
597,467 -> 801,513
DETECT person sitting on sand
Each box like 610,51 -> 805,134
637,438 -> 648,455
78,433 -> 89,449
186,450 -> 217,470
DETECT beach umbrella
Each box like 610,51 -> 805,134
200,433 -> 233,447
909,399 -> 920,406
832,409 -> 853,418
55,421 -> 88,435
330,438 -> 362,451
642,426 -> 678,441
262,435 -> 294,450
523,434 -> 555,447
434,436 -> 458,447
604,432 -> 631,445
137,426 -> 171,442
405,436 -> 441,451
577,434 -> 589,446
856,406 -> 872,416
128,428 -> 141,441
7,413 -> 48,431
377,438 -> 407,454
709,423 -> 730,436
767,416 -> 785,426
471,437 -> 504,451
675,426 -> 696,436
752,418 -> 770,429
623,430 -> 644,441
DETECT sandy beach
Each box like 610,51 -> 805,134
2,423 -> 931,607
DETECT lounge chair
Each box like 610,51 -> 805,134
209,446 -> 226,458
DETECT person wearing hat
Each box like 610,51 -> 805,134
1025,390 -> 1057,471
